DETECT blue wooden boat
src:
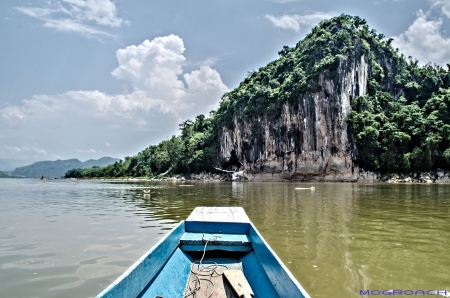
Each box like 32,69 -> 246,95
96,207 -> 311,298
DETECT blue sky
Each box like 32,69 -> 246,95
0,0 -> 449,163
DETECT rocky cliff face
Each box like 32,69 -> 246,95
219,54 -> 373,181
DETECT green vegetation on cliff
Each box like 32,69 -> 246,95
348,88 -> 450,172
65,115 -> 218,178
65,14 -> 450,179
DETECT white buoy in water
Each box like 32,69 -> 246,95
295,186 -> 315,190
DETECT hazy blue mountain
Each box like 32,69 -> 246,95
11,157 -> 120,178
0,159 -> 37,171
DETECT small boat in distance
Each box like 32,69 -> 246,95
96,207 -> 311,298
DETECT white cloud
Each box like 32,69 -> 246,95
430,0 -> 450,18
16,7 -> 58,18
61,0 -> 126,27
16,0 -> 127,39
392,10 -> 450,65
183,66 -> 228,111
0,35 -> 228,161
112,35 -> 186,96
3,145 -> 47,155
185,56 -> 220,68
43,18 -> 118,39
111,35 -> 228,118
0,90 -> 177,160
76,149 -> 98,153
265,12 -> 335,32
265,15 -> 301,31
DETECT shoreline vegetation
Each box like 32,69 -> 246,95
64,15 -> 450,182
0,171 -> 24,178
37,169 -> 450,183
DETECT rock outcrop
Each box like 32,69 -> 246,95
382,170 -> 450,183
219,55 -> 369,181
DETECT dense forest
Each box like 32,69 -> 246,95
65,114 -> 219,178
65,14 -> 450,179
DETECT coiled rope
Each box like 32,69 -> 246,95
183,235 -> 228,298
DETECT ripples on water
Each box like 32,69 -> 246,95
0,179 -> 449,297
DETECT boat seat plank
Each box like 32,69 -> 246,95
187,207 -> 250,223
180,233 -> 252,252
185,221 -> 250,234
180,233 -> 251,245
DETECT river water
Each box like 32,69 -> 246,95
0,179 -> 449,298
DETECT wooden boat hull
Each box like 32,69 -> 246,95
97,207 -> 310,298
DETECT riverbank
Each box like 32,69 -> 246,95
380,169 -> 450,183
57,168 -> 450,183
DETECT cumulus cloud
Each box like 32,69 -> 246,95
111,35 -> 187,99
111,35 -> 228,117
392,10 -> 450,65
0,35 -> 228,161
265,12 -> 335,32
16,0 -> 127,39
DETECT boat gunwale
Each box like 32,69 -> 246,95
96,221 -> 184,298
248,223 -> 311,298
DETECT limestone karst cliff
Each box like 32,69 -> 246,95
215,14 -> 450,181
219,56 -> 368,181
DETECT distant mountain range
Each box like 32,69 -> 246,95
0,158 -> 37,172
10,157 -> 120,178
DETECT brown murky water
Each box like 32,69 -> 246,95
0,179 -> 449,297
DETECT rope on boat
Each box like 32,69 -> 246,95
183,234 -> 228,298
